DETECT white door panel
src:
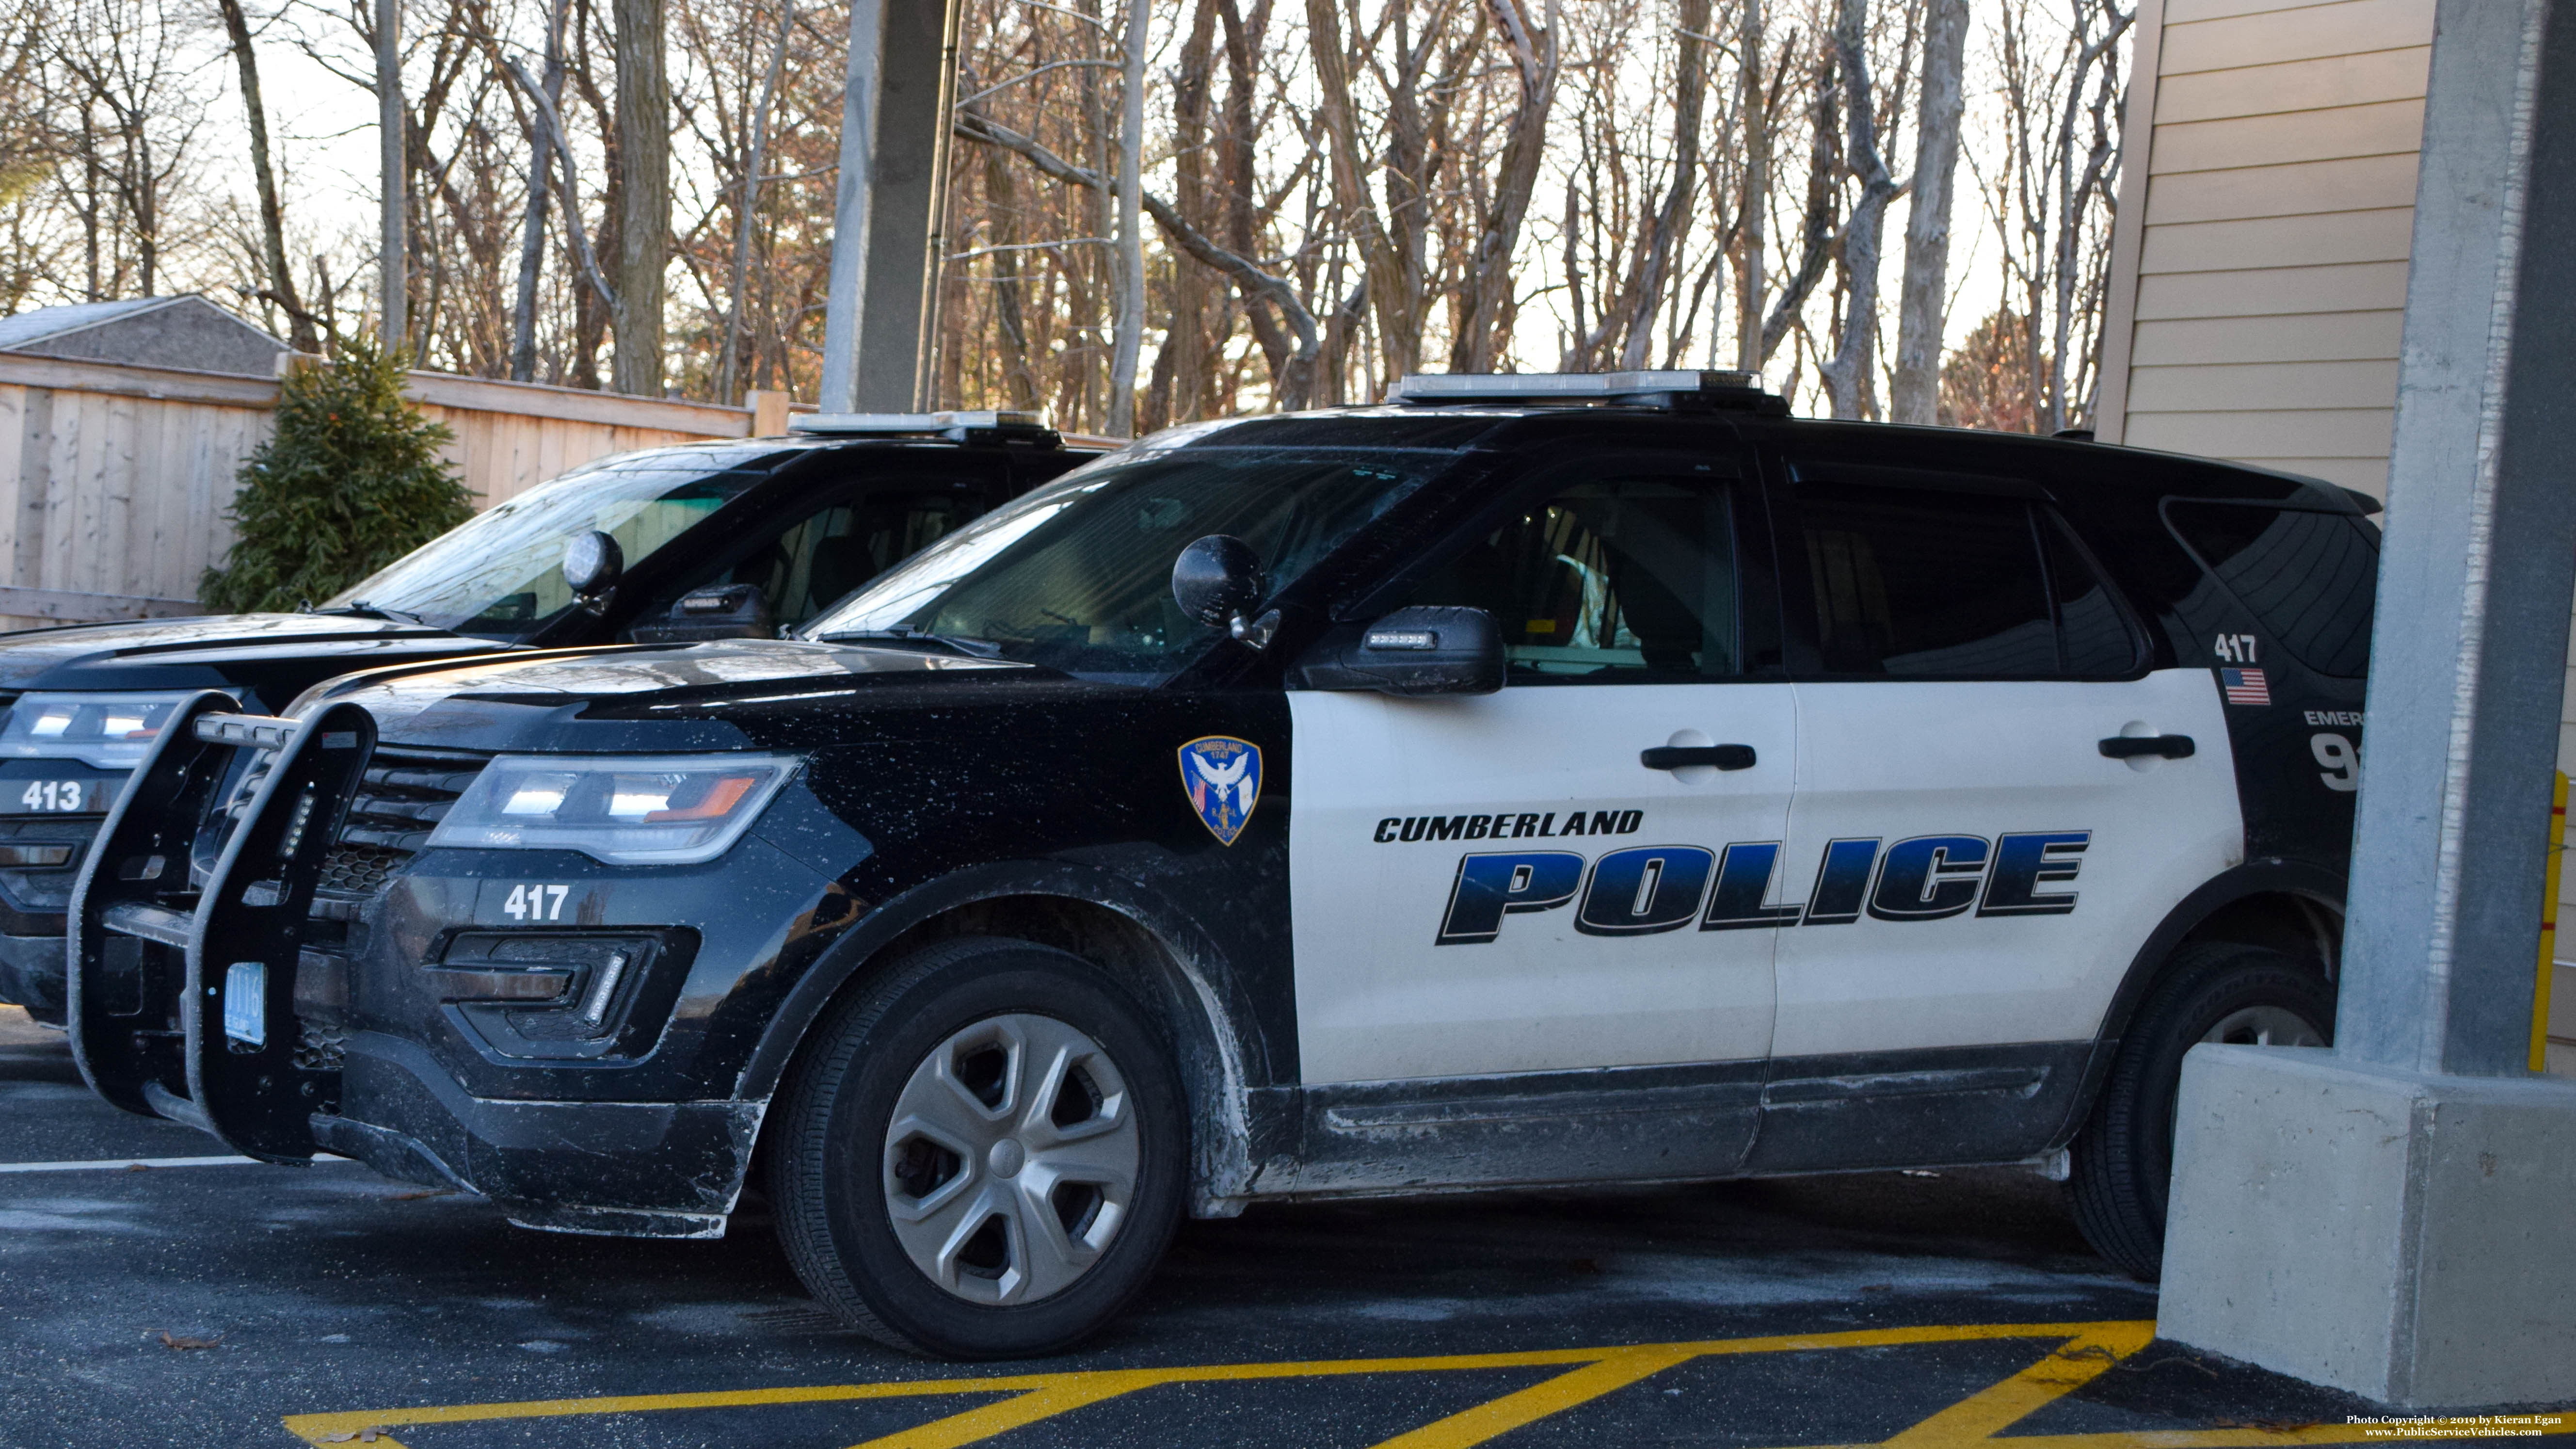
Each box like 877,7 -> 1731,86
1770,668 -> 2240,1057
1289,683 -> 1794,1083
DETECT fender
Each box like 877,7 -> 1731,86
2046,855 -> 2347,1148
729,858 -> 1287,1207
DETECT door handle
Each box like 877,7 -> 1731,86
1641,744 -> 1757,771
2098,734 -> 2195,760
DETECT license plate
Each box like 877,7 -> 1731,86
3,778 -> 112,815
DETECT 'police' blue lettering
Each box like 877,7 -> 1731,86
1976,830 -> 2090,916
1436,852 -> 1585,944
1576,845 -> 1715,936
1802,838 -> 1881,925
1701,842 -> 1804,930
1867,835 -> 1991,921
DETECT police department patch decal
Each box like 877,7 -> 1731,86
1179,736 -> 1262,846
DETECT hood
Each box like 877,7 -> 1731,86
0,612 -> 515,701
324,637 -> 1043,755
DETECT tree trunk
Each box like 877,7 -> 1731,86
1107,0 -> 1146,436
1617,0 -> 1708,370
1731,0 -> 1765,375
216,0 -> 315,352
610,0 -> 668,396
510,0 -> 567,382
1891,0 -> 1967,424
1451,0 -> 1558,372
718,0 -> 793,404
376,0 -> 403,347
1817,0 -> 1898,421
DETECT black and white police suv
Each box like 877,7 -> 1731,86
0,414 -> 1088,1022
66,372 -> 2376,1358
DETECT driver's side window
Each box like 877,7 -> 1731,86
1400,477 -> 1742,682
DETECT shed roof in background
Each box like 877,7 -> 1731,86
0,295 -> 287,377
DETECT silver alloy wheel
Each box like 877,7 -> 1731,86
881,1012 -> 1139,1306
2200,1004 -> 2325,1048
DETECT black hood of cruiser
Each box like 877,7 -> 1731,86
319,637 -> 1062,755
0,612 -> 515,699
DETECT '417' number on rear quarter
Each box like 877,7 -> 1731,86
504,883 -> 569,921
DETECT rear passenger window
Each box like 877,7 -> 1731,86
1401,478 -> 1741,681
1789,483 -> 2141,678
2164,501 -> 2377,678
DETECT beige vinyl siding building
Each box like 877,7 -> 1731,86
2092,0 -> 2573,1073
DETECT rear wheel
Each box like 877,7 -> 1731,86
770,936 -> 1186,1358
2069,941 -> 2333,1280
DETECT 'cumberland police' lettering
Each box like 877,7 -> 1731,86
1434,830 -> 2093,945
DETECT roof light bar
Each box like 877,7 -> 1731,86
1386,370 -> 1784,414
789,410 -> 1060,443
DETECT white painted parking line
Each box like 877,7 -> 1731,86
0,1153 -> 347,1174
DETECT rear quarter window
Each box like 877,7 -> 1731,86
2162,499 -> 2378,678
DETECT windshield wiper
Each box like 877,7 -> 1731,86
310,601 -> 428,625
813,627 -> 1005,659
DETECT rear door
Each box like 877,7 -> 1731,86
1764,463 -> 2241,1065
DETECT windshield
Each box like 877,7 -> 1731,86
804,446 -> 1438,683
321,450 -> 778,637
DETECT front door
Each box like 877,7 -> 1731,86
1289,467 -> 1794,1086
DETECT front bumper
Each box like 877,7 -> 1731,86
317,1030 -> 760,1235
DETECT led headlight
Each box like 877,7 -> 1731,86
0,691 -> 199,769
428,754 -> 799,865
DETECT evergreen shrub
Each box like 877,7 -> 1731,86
199,337 -> 474,614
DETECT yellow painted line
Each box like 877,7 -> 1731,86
1877,1321 -> 2155,1447
1365,1342 -> 1706,1449
277,1321 -> 2140,1445
278,1321 -> 2575,1449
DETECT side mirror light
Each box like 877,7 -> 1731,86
1295,606 -> 1505,696
562,530 -> 624,602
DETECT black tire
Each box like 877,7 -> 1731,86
769,935 -> 1187,1358
2069,941 -> 2334,1281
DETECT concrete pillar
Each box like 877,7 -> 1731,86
2156,0 -> 2576,1407
818,0 -> 960,414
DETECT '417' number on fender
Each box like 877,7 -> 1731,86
504,883 -> 569,920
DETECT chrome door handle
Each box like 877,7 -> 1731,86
1641,744 -> 1757,771
2099,734 -> 2195,760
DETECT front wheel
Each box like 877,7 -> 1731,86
769,936 -> 1187,1358
2068,941 -> 2333,1281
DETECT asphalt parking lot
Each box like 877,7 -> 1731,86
0,1006 -> 2561,1448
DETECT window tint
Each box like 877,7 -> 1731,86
2045,518 -> 2145,676
712,491 -> 980,628
2165,501 -> 2377,678
1795,483 -> 2059,676
1402,478 -> 1740,681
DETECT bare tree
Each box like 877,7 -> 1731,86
1889,0 -> 1963,423
611,0 -> 667,393
215,0 -> 316,350
1816,0 -> 1907,421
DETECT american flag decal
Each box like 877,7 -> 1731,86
2222,667 -> 2272,706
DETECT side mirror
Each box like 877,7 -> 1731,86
1294,606 -> 1505,696
630,583 -> 775,644
1171,534 -> 1266,629
562,531 -> 624,600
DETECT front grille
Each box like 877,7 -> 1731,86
313,745 -> 488,908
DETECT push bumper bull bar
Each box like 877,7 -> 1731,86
66,691 -> 376,1161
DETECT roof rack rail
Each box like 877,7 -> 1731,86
788,410 -> 1063,445
1386,370 -> 1788,415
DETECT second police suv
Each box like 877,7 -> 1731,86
66,372 -> 2377,1359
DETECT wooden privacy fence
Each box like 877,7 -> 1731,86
0,351 -> 792,633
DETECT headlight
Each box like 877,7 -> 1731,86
0,691 -> 201,769
428,754 -> 799,865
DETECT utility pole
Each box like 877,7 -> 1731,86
377,0 -> 404,350
820,0 -> 962,414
